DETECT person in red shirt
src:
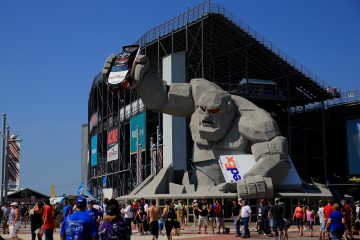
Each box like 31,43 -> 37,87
323,199 -> 334,240
341,199 -> 353,240
42,198 -> 55,240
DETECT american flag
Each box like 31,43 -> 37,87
7,139 -> 20,184
151,144 -> 157,175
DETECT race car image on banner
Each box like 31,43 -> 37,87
106,45 -> 140,90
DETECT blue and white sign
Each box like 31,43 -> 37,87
130,112 -> 146,155
91,135 -> 98,167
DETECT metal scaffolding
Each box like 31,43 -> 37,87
88,0 -> 344,198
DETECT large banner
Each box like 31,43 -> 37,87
347,119 -> 360,175
91,135 -> 98,167
107,128 -> 118,162
219,154 -> 302,188
7,136 -> 21,191
130,112 -> 146,155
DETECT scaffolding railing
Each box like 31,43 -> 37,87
290,89 -> 360,113
135,0 -> 332,94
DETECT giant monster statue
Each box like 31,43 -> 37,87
103,54 -> 291,198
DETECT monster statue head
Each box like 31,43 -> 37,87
190,87 -> 236,144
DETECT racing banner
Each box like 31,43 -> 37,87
91,135 -> 98,167
7,137 -> 21,191
130,112 -> 146,155
107,128 -> 118,162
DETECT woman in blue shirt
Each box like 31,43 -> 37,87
326,203 -> 345,240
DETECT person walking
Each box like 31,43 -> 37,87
317,200 -> 326,240
20,204 -> 28,228
231,199 -> 241,237
62,200 -> 72,219
306,205 -> 315,237
42,199 -> 54,240
259,199 -> 270,235
340,199 -> 353,240
192,200 -> 199,227
30,201 -> 44,240
292,201 -> 305,237
60,196 -> 98,240
147,199 -> 160,240
163,200 -> 176,240
197,197 -> 209,234
326,203 -> 345,240
324,199 -> 334,240
99,199 -> 130,240
241,200 -> 252,238
120,200 -> 134,235
181,200 -> 188,227
86,199 -> 102,227
214,199 -> 225,234
1,204 -> 10,234
270,198 -> 284,240
207,202 -> 216,234
8,202 -> 21,240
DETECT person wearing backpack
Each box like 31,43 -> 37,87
163,200 -> 176,240
215,199 -> 225,234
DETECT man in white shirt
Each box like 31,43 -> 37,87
241,200 -> 252,238
121,201 -> 134,234
317,200 -> 325,240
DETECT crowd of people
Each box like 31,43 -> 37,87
1,196 -> 360,240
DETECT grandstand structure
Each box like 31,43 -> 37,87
87,0 -> 358,198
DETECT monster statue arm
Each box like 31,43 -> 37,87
104,54 -> 195,117
235,108 -> 290,198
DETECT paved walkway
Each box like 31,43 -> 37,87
1,223 -> 359,239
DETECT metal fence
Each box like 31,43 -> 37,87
135,0 -> 331,92
291,89 -> 360,113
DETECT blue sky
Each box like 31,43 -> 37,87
0,0 -> 359,195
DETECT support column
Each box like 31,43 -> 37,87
162,52 -> 187,176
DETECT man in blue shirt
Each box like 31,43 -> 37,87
63,200 -> 73,219
86,199 -> 102,225
60,196 -> 98,240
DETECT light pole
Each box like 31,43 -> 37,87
1,113 -> 6,204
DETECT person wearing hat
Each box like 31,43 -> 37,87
100,199 -> 130,240
8,202 -> 21,240
60,196 -> 98,240
86,199 -> 102,226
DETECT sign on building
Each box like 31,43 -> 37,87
91,135 -> 98,167
130,112 -> 146,155
107,128 -> 118,162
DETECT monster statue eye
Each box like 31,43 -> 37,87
200,106 -> 206,112
209,108 -> 220,114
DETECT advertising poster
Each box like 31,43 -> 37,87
91,135 -> 98,167
130,112 -> 146,155
107,128 -> 118,162
347,119 -> 360,175
218,154 -> 302,187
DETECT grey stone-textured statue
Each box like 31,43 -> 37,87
103,55 -> 291,198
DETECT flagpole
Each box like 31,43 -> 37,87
1,113 -> 6,204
